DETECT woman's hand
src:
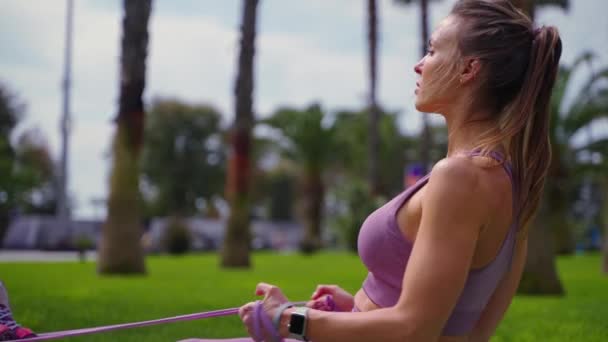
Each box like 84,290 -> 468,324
307,284 -> 354,312
238,282 -> 289,341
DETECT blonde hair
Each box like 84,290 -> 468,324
442,0 -> 562,232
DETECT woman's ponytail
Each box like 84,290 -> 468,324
508,26 -> 562,230
451,1 -> 563,233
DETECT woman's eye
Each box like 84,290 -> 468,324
427,49 -> 434,56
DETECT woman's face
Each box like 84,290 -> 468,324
414,16 -> 461,114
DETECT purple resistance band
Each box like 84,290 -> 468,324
8,299 -> 331,342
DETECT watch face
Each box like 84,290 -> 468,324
289,313 -> 305,334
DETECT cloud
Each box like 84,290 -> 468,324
146,10 -> 238,120
1,0 -> 607,218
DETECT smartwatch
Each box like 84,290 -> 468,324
288,307 -> 309,341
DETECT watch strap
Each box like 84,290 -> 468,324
272,302 -> 294,331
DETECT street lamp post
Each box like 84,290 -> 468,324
57,0 -> 73,222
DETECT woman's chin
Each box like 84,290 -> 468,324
415,99 -> 440,114
414,100 -> 428,112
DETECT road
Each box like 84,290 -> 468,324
0,250 -> 97,262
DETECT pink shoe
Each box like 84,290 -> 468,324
0,324 -> 16,341
0,282 -> 36,340
12,327 -> 35,339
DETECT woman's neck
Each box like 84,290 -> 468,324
444,110 -> 499,157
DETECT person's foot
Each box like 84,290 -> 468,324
0,324 -> 17,341
0,282 -> 36,340
10,326 -> 36,340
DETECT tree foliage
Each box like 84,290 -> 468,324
141,98 -> 225,217
0,83 -> 57,242
332,108 -> 418,198
263,104 -> 334,252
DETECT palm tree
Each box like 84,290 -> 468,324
98,0 -> 152,274
550,53 -> 608,255
557,57 -> 608,273
367,0 -> 381,195
577,126 -> 608,274
507,0 -> 568,294
395,0 -> 441,173
220,0 -> 259,268
603,179 -> 608,274
263,104 -> 335,253
521,51 -> 608,291
587,161 -> 608,274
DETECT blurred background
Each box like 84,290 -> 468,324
0,0 -> 607,287
0,1 -> 607,340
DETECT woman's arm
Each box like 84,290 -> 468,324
470,235 -> 528,342
275,158 -> 491,341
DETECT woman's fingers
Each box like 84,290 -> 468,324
239,301 -> 255,319
255,282 -> 287,303
255,282 -> 275,296
255,282 -> 282,298
239,302 -> 258,340
311,284 -> 337,299
305,294 -> 336,311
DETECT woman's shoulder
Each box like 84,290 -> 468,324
430,154 -> 483,185
432,152 -> 507,180
428,154 -> 505,207
420,156 -> 498,241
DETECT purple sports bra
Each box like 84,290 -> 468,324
357,151 -> 518,336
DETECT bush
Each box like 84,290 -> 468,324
330,179 -> 385,252
74,235 -> 94,250
161,217 -> 192,255
74,235 -> 94,262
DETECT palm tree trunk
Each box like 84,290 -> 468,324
299,169 -> 324,254
419,0 -> 433,172
519,155 -> 565,294
602,179 -> 608,274
518,216 -> 564,295
511,0 -> 564,294
98,0 -> 151,275
518,195 -> 565,294
549,154 -> 575,254
99,126 -> 146,274
220,0 -> 259,268
367,0 -> 381,195
553,189 -> 575,255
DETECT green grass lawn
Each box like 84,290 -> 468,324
0,252 -> 606,341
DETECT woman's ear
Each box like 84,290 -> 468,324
460,58 -> 482,84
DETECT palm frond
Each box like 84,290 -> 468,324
562,71 -> 608,138
554,51 -> 595,114
575,137 -> 608,156
536,0 -> 569,11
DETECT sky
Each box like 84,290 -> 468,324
1,0 -> 607,219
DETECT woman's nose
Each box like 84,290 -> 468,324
414,59 -> 423,75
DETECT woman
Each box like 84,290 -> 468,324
185,0 -> 562,340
